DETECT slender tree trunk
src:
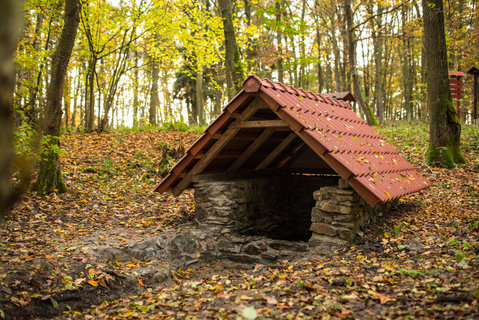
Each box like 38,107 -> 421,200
85,55 -> 96,132
401,5 -> 414,123
25,12 -> 46,127
275,0 -> 284,83
162,70 -> 172,122
34,0 -> 80,195
372,5 -> 385,124
132,50 -> 139,127
315,27 -> 323,93
298,0 -> 306,88
71,64 -> 81,128
63,75 -> 70,129
344,0 -> 378,125
149,59 -> 159,125
219,0 -> 244,99
423,0 -> 465,168
330,6 -> 341,91
0,0 -> 24,219
196,68 -> 204,124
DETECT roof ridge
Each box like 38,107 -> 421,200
243,74 -> 351,107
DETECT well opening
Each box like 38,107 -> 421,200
193,173 -> 339,242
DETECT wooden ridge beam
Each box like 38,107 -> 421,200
227,128 -> 274,172
255,133 -> 297,170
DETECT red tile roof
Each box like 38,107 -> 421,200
449,71 -> 465,77
155,75 -> 430,206
322,91 -> 356,102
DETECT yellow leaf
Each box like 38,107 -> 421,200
372,292 -> 396,304
88,280 -> 99,287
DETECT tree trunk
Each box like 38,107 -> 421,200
34,0 -> 80,195
0,0 -> 24,219
344,0 -> 378,126
401,5 -> 414,123
373,6 -> 385,124
195,69 -> 204,124
63,75 -> 70,129
162,70 -> 172,122
85,55 -> 96,132
218,0 -> 244,100
275,0 -> 284,83
329,5 -> 341,92
71,63 -> 81,129
315,28 -> 323,93
149,58 -> 159,125
423,0 -> 465,168
132,50 -> 139,127
25,12 -> 47,127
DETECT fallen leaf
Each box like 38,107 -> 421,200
87,280 -> 99,287
372,292 -> 396,304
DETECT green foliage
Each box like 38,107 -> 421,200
160,122 -> 206,133
13,111 -> 36,161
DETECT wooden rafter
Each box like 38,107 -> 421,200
278,142 -> 307,168
227,128 -> 274,172
255,133 -> 297,170
171,101 -> 263,196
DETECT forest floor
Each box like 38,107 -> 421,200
1,124 -> 479,319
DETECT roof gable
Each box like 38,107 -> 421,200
155,75 -> 430,206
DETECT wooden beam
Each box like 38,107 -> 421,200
234,119 -> 288,128
191,168 -> 336,182
278,142 -> 307,168
172,102 -> 261,196
255,133 -> 297,170
227,128 -> 274,172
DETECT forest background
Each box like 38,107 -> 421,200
14,0 -> 479,135
0,0 -> 479,318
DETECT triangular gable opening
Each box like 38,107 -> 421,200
200,97 -> 335,177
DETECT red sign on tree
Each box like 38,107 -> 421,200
449,71 -> 465,119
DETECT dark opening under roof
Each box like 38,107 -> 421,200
155,75 -> 430,206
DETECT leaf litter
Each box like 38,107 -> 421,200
0,125 -> 478,319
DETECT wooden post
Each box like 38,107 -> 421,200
468,67 -> 479,126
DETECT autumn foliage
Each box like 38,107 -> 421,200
0,125 -> 478,319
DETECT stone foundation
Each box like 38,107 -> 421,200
309,181 -> 396,246
193,175 -> 395,254
194,174 -> 338,241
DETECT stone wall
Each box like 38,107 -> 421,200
194,174 -> 338,241
309,181 -> 396,247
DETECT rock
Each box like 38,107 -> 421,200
152,269 -> 170,284
317,200 -> 340,213
313,190 -> 323,201
310,223 -> 336,236
333,213 -> 355,223
243,242 -> 268,255
338,178 -> 350,189
260,250 -> 280,262
311,207 -> 333,223
336,228 -> 355,241
309,233 -> 347,246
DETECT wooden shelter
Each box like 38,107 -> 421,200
156,75 -> 430,207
